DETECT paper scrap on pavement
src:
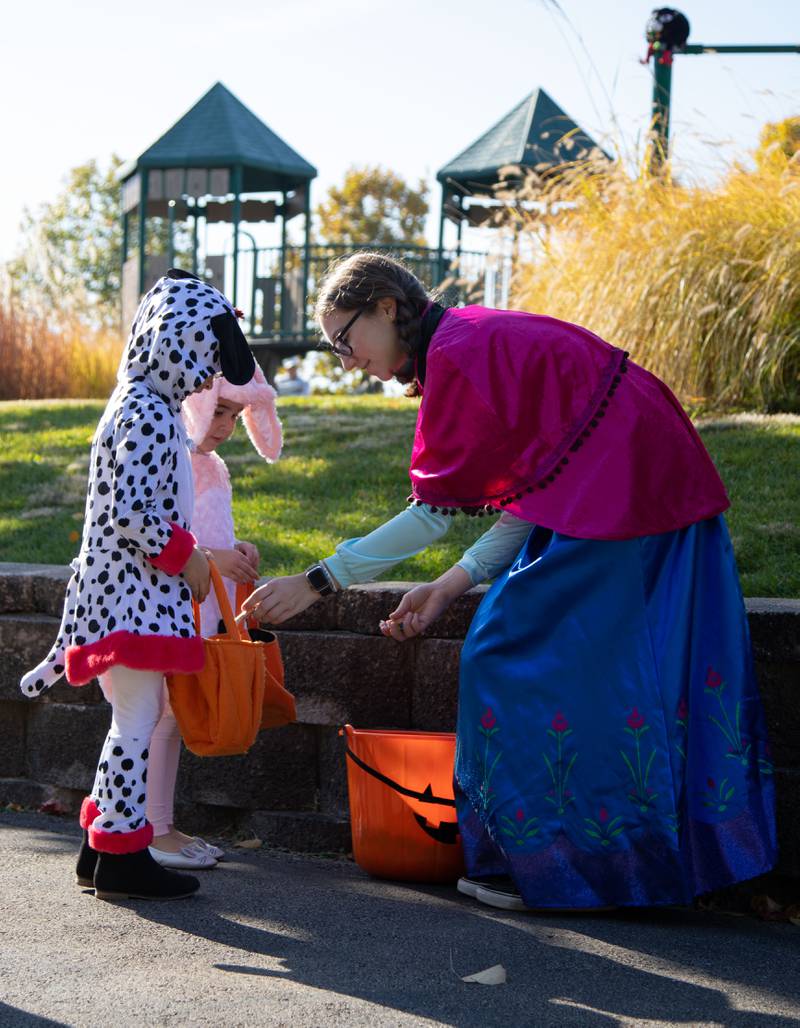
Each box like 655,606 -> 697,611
461,964 -> 507,985
233,837 -> 262,849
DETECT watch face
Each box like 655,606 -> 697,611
306,565 -> 331,594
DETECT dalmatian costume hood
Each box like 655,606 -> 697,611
20,270 -> 255,697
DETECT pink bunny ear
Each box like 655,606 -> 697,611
181,378 -> 221,448
220,365 -> 283,462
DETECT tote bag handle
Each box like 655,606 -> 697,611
191,560 -> 245,640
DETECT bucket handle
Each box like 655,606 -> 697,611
345,746 -> 456,808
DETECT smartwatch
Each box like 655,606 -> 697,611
305,563 -> 334,596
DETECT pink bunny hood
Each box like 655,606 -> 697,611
181,365 -> 282,461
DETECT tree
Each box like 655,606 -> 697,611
6,156 -> 125,328
755,116 -> 800,173
316,165 -> 429,246
6,155 -> 192,329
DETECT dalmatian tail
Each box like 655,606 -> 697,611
19,570 -> 78,698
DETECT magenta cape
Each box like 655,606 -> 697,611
408,306 -> 729,540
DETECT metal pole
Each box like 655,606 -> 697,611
232,165 -> 242,305
191,204 -> 199,275
280,191 -> 288,333
167,200 -> 175,268
648,36 -> 798,173
137,169 -> 148,295
649,57 -> 673,172
681,43 -> 799,55
437,192 -> 446,285
237,228 -> 259,335
302,184 -> 311,339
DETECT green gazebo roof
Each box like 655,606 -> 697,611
127,81 -> 317,193
437,88 -> 607,189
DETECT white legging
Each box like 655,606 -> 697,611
92,665 -> 165,836
96,671 -> 182,837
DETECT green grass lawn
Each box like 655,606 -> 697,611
1,398 -> 798,597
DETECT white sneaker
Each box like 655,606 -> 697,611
148,845 -> 217,870
190,838 -> 225,861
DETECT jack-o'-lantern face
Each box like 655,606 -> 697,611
398,782 -> 461,845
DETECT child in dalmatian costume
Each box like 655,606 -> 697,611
20,268 -> 255,901
144,367 -> 282,870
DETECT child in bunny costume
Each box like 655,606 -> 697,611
19,268 -> 255,901
145,368 -> 282,869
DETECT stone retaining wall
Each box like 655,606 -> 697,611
1,563 -> 798,876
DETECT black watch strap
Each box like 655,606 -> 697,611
305,564 -> 334,596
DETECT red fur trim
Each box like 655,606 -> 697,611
65,632 -> 204,686
148,524 -> 196,574
89,821 -> 154,854
80,796 -> 100,829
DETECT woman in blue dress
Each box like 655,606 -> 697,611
243,252 -> 776,911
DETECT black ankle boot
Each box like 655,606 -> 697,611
93,848 -> 201,901
76,830 -> 97,888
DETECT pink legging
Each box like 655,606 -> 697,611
146,686 -> 182,836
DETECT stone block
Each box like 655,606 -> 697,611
0,563 -> 71,616
0,615 -> 60,701
0,778 -> 84,815
170,800 -> 245,838
317,726 -> 350,818
276,630 -> 414,728
247,810 -> 351,853
44,677 -> 105,706
0,566 -> 35,614
0,702 -> 27,777
179,724 -> 318,811
411,638 -> 462,731
746,598 -> 800,663
755,661 -> 800,769
774,768 -> 800,878
25,703 -> 109,790
335,583 -> 417,636
336,582 -> 487,639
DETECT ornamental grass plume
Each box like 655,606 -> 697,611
0,296 -> 122,400
510,148 -> 800,412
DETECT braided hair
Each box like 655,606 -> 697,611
314,251 -> 438,396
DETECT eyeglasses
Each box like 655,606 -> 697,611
320,308 -> 365,358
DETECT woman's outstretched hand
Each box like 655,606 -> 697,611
380,566 -> 473,642
240,573 -> 318,625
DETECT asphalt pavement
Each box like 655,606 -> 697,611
1,811 -> 799,1027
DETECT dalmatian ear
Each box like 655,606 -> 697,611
210,311 -> 255,385
167,267 -> 202,281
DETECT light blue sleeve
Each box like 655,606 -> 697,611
456,511 -> 533,584
323,504 -> 534,589
323,504 -> 452,588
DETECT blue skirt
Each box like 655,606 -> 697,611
455,516 -> 776,908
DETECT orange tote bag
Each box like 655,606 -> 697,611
235,582 -> 296,730
167,562 -> 268,756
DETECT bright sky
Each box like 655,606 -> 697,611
1,0 -> 797,263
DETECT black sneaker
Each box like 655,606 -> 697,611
474,879 -> 526,911
76,830 -> 97,888
458,875 -> 522,905
94,848 -> 201,901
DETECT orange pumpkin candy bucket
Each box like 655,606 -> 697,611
343,725 -> 465,883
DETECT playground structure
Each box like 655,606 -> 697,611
118,82 -> 602,373
117,10 -> 798,374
